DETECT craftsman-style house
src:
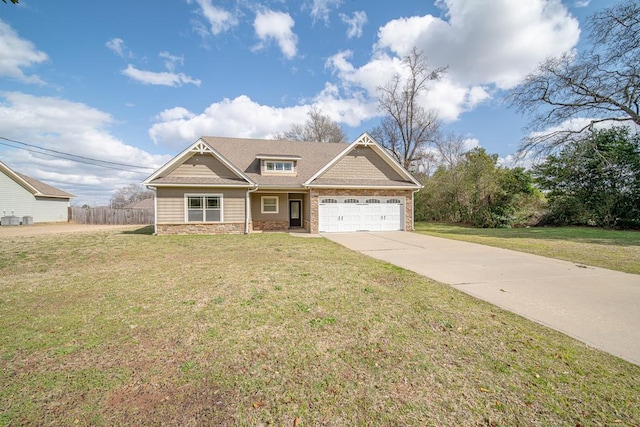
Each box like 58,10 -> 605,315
143,133 -> 422,235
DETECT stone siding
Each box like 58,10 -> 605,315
157,222 -> 245,235
253,220 -> 289,231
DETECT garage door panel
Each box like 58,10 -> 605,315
319,197 -> 404,232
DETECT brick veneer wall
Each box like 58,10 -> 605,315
253,220 -> 289,231
157,222 -> 245,235
309,188 -> 415,234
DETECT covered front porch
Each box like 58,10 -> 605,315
249,191 -> 310,232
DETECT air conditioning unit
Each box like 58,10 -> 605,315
1,216 -> 20,226
22,216 -> 34,225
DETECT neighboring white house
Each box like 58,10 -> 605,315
0,161 -> 75,224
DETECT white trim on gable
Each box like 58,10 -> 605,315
303,132 -> 422,188
143,138 -> 255,186
0,161 -> 40,195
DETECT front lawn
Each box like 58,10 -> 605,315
1,229 -> 638,425
415,222 -> 640,275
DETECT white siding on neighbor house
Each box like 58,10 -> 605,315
0,173 -> 69,222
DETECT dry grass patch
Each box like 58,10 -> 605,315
1,228 -> 639,426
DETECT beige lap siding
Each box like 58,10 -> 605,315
168,154 -> 239,179
318,147 -> 405,181
156,187 -> 246,224
309,188 -> 415,234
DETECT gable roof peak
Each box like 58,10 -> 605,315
191,140 -> 214,154
355,132 -> 376,146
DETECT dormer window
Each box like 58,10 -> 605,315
257,154 -> 300,176
265,161 -> 294,172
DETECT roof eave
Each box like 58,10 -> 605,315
149,183 -> 255,188
304,184 -> 421,190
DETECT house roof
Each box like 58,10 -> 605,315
144,133 -> 421,190
0,161 -> 76,199
123,198 -> 154,209
200,136 -> 346,187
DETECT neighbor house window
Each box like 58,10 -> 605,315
265,161 -> 294,173
186,194 -> 222,222
261,196 -> 279,214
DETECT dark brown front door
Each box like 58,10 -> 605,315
289,200 -> 302,228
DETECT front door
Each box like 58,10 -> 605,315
289,200 -> 302,228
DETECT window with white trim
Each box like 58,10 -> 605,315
344,198 -> 359,203
320,198 -> 337,203
265,161 -> 294,173
365,198 -> 381,203
186,194 -> 222,222
261,196 -> 279,214
387,199 -> 401,204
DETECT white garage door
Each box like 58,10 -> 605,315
318,197 -> 404,232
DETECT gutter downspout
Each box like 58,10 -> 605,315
150,187 -> 158,235
245,185 -> 258,234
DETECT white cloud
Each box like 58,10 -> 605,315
187,0 -> 238,35
574,1 -> 590,7
159,51 -> 184,72
308,0 -> 342,25
0,19 -> 48,85
340,11 -> 367,39
149,95 -> 308,147
148,94 -> 377,148
325,50 -> 489,123
318,0 -> 580,129
105,38 -> 130,58
376,0 -> 580,89
156,107 -> 196,122
122,64 -> 201,87
0,92 -> 170,205
253,9 -> 298,59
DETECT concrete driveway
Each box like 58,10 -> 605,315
323,231 -> 640,365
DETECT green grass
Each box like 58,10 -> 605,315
1,229 -> 639,426
415,222 -> 640,275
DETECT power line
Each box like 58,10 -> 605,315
0,136 -> 155,173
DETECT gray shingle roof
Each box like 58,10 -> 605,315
0,161 -> 75,199
15,172 -> 76,198
200,136 -> 347,187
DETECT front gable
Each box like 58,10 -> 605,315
316,145 -> 405,182
169,154 -> 240,180
305,133 -> 422,188
144,139 -> 254,187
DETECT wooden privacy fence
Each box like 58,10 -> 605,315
69,207 -> 154,225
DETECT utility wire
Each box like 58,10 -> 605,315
0,136 -> 155,173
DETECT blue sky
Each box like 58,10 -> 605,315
0,0 -> 600,205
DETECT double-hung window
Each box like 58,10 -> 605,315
186,194 -> 222,222
261,196 -> 279,214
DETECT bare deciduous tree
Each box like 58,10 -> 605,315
434,132 -> 470,169
276,107 -> 348,143
508,0 -> 640,155
371,47 -> 446,171
110,183 -> 153,208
